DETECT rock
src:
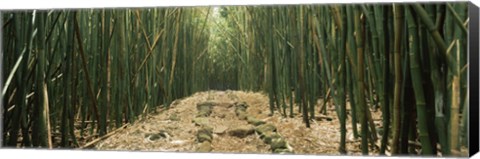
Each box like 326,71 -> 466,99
273,148 -> 293,154
196,141 -> 212,152
235,108 -> 245,116
260,132 -> 282,144
158,130 -> 171,138
234,102 -> 248,114
196,127 -> 213,142
145,134 -> 161,141
255,123 -> 277,135
197,111 -> 211,117
213,125 -> 229,134
247,116 -> 266,126
235,101 -> 248,109
270,137 -> 288,150
144,130 -> 171,141
192,117 -> 209,126
228,126 -> 254,138
237,112 -> 248,120
196,102 -> 214,117
197,132 -> 212,142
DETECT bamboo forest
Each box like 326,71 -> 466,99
1,2 -> 471,157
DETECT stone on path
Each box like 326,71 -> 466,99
237,112 -> 248,120
234,102 -> 248,115
192,117 -> 209,127
144,130 -> 171,141
255,123 -> 277,135
213,125 -> 229,134
196,141 -> 212,152
247,116 -> 266,126
196,126 -> 213,142
270,137 -> 288,150
227,125 -> 255,138
273,148 -> 293,154
260,131 -> 282,144
196,102 -> 214,117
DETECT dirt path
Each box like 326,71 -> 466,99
95,90 -> 374,155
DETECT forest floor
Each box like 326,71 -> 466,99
94,90 -> 384,155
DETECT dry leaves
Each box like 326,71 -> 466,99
95,90 -> 381,155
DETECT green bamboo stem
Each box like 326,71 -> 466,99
406,8 -> 434,154
446,3 -> 467,35
353,6 -> 369,155
32,11 -> 48,147
374,5 -> 391,155
411,4 -> 456,74
391,4 -> 404,155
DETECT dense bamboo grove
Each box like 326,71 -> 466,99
2,8 -> 212,148
212,3 -> 469,156
1,2 -> 470,157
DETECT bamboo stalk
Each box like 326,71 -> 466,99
406,7 -> 434,154
391,4 -> 404,154
73,12 -> 100,126
449,39 -> 461,152
44,83 -> 53,149
353,6 -> 369,155
411,4 -> 456,74
446,4 -> 468,35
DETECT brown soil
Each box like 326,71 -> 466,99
95,90 -> 381,155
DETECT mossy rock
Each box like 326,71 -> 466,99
235,101 -> 248,108
196,102 -> 214,117
144,130 -> 171,141
260,132 -> 282,144
270,137 -> 288,150
192,117 -> 209,126
197,133 -> 212,142
198,126 -> 213,134
196,110 -> 212,117
196,141 -> 212,152
255,123 -> 277,135
247,116 -> 266,126
202,126 -> 213,133
227,126 -> 255,138
196,127 -> 213,143
273,148 -> 293,154
235,106 -> 247,113
234,102 -> 248,111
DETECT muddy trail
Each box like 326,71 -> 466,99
95,90 -> 381,155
